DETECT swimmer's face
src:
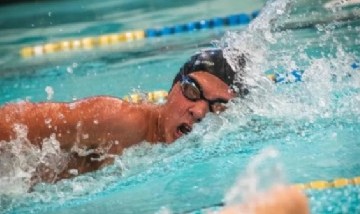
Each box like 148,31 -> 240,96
163,71 -> 235,143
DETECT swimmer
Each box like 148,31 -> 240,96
0,49 -> 310,214
1,49 -> 244,182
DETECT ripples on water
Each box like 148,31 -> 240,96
1,0 -> 360,213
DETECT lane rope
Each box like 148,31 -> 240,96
124,61 -> 359,103
19,11 -> 260,58
182,175 -> 360,213
293,176 -> 360,190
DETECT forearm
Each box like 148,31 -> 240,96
220,186 -> 309,214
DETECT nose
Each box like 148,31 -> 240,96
189,100 -> 209,122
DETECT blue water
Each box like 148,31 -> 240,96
1,0 -> 360,213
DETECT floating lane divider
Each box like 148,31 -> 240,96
123,73 -> 295,104
293,176 -> 360,190
123,90 -> 168,104
123,61 -> 359,103
20,30 -> 146,58
20,11 -> 260,58
188,175 -> 360,213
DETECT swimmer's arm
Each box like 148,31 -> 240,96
220,186 -> 309,214
0,96 -> 145,153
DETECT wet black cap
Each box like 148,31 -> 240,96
171,49 -> 248,96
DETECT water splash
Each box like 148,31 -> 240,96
45,86 -> 54,100
213,0 -> 360,212
1,0 -> 359,213
0,125 -> 70,195
0,124 -> 38,194
224,147 -> 284,206
215,0 -> 360,123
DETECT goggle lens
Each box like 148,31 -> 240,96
181,82 -> 201,101
180,76 -> 228,114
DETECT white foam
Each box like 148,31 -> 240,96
0,125 -> 68,194
224,147 -> 284,206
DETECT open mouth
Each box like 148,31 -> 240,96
177,123 -> 192,135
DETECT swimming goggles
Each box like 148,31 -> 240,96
180,75 -> 228,113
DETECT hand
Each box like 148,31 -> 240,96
221,186 -> 309,214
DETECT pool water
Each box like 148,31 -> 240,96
1,0 -> 360,213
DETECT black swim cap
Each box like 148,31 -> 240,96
172,49 -> 248,96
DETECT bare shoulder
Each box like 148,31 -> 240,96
73,96 -> 141,117
74,96 -> 124,107
79,96 -> 149,146
0,100 -> 33,112
72,96 -> 148,134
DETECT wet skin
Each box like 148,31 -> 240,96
221,186 -> 309,214
0,71 -> 310,214
0,71 -> 234,182
161,71 -> 235,143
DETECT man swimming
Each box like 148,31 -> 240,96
0,49 -> 243,183
0,49 -> 309,214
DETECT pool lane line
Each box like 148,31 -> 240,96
181,176 -> 360,214
123,62 -> 359,103
122,74 -> 293,104
267,60 -> 359,84
20,30 -> 146,58
19,11 -> 260,58
293,176 -> 360,190
123,90 -> 168,104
